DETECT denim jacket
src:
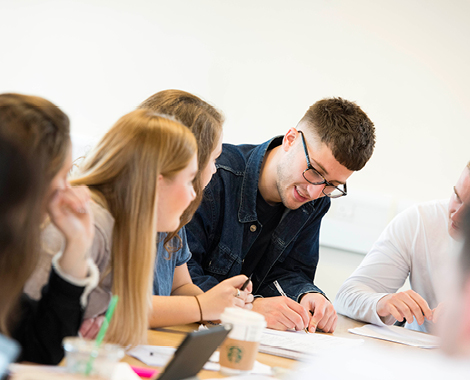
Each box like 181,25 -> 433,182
186,137 -> 331,301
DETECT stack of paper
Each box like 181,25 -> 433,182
258,329 -> 364,360
348,324 -> 440,348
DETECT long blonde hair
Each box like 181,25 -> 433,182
71,109 -> 197,346
139,90 -> 224,253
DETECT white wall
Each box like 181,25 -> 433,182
2,0 -> 469,253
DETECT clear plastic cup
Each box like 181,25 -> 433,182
219,307 -> 267,375
63,337 -> 124,379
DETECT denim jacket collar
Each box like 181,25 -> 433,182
238,136 -> 316,223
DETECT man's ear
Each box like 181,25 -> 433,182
282,128 -> 298,152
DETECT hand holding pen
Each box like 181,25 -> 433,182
240,274 -> 252,291
198,275 -> 254,320
239,274 -> 254,309
273,281 -> 310,334
251,282 -> 309,331
274,280 -> 337,333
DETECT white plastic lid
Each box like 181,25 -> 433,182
220,307 -> 267,328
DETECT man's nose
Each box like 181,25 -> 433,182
306,183 -> 325,200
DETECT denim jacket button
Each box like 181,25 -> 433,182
250,225 -> 257,232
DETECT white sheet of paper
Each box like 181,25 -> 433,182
112,363 -> 141,380
259,328 -> 364,359
348,324 -> 440,348
127,345 -> 176,367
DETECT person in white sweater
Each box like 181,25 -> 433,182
334,163 -> 470,333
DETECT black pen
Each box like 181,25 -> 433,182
240,274 -> 252,291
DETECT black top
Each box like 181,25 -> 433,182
11,268 -> 85,364
241,190 -> 285,278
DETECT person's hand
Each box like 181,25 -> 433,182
251,297 -> 310,331
197,275 -> 252,321
47,185 -> 94,249
431,302 -> 445,323
376,290 -> 433,325
79,315 -> 105,339
300,293 -> 337,333
240,280 -> 254,310
48,186 -> 94,279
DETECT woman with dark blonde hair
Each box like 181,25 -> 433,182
26,109 -> 194,346
0,93 -> 97,364
139,90 -> 254,328
26,107 -> 250,346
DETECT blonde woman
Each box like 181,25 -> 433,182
138,90 -> 254,328
27,108 -> 250,346
0,93 -> 97,364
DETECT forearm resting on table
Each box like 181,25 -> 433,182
149,295 -> 202,328
334,282 -> 397,326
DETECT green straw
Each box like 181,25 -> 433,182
85,295 -> 119,376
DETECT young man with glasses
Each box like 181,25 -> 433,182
334,163 -> 470,333
186,98 -> 375,332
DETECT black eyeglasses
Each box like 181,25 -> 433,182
298,131 -> 347,199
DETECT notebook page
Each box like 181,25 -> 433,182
348,324 -> 440,348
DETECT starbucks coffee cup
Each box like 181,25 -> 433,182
219,307 -> 267,375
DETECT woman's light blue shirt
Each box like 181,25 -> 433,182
153,227 -> 192,296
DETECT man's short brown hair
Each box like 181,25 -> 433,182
300,97 -> 375,171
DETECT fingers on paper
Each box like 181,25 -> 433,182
308,300 -> 337,333
387,290 -> 432,325
312,307 -> 337,333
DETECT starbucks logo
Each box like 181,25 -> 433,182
227,345 -> 244,363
